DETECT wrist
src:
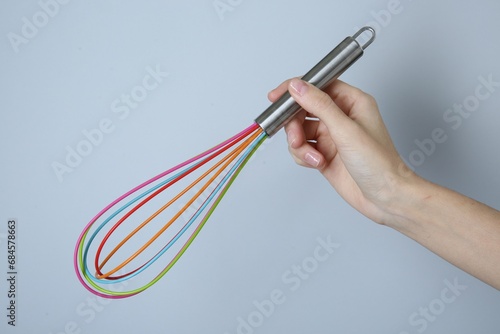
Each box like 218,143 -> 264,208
380,164 -> 432,234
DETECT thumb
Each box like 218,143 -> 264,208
288,78 -> 355,145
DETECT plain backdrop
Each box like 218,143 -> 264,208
1,1 -> 499,333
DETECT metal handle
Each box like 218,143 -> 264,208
255,26 -> 376,137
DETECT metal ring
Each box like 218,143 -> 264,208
352,26 -> 376,50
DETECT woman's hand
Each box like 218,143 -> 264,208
268,78 -> 414,226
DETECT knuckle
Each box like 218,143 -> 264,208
340,87 -> 377,112
364,93 -> 377,107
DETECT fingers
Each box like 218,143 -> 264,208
283,110 -> 329,169
284,114 -> 303,149
268,78 -> 327,168
269,78 -> 390,170
285,117 -> 326,169
285,114 -> 321,148
267,77 -> 300,103
287,78 -> 356,147
267,78 -> 291,103
285,112 -> 332,169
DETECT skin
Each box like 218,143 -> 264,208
268,78 -> 500,290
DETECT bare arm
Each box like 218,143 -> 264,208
390,175 -> 500,289
269,78 -> 500,290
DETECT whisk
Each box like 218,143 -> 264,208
74,27 -> 375,298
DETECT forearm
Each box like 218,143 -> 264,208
386,175 -> 500,290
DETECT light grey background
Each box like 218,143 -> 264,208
1,1 -> 499,333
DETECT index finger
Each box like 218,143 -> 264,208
267,77 -> 298,103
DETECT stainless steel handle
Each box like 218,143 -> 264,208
255,26 -> 376,137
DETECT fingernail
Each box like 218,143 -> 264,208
304,152 -> 321,168
290,79 -> 307,96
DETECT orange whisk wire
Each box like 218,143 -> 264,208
95,129 -> 262,279
74,123 -> 267,298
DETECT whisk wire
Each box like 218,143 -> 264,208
75,124 -> 267,298
95,129 -> 264,279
